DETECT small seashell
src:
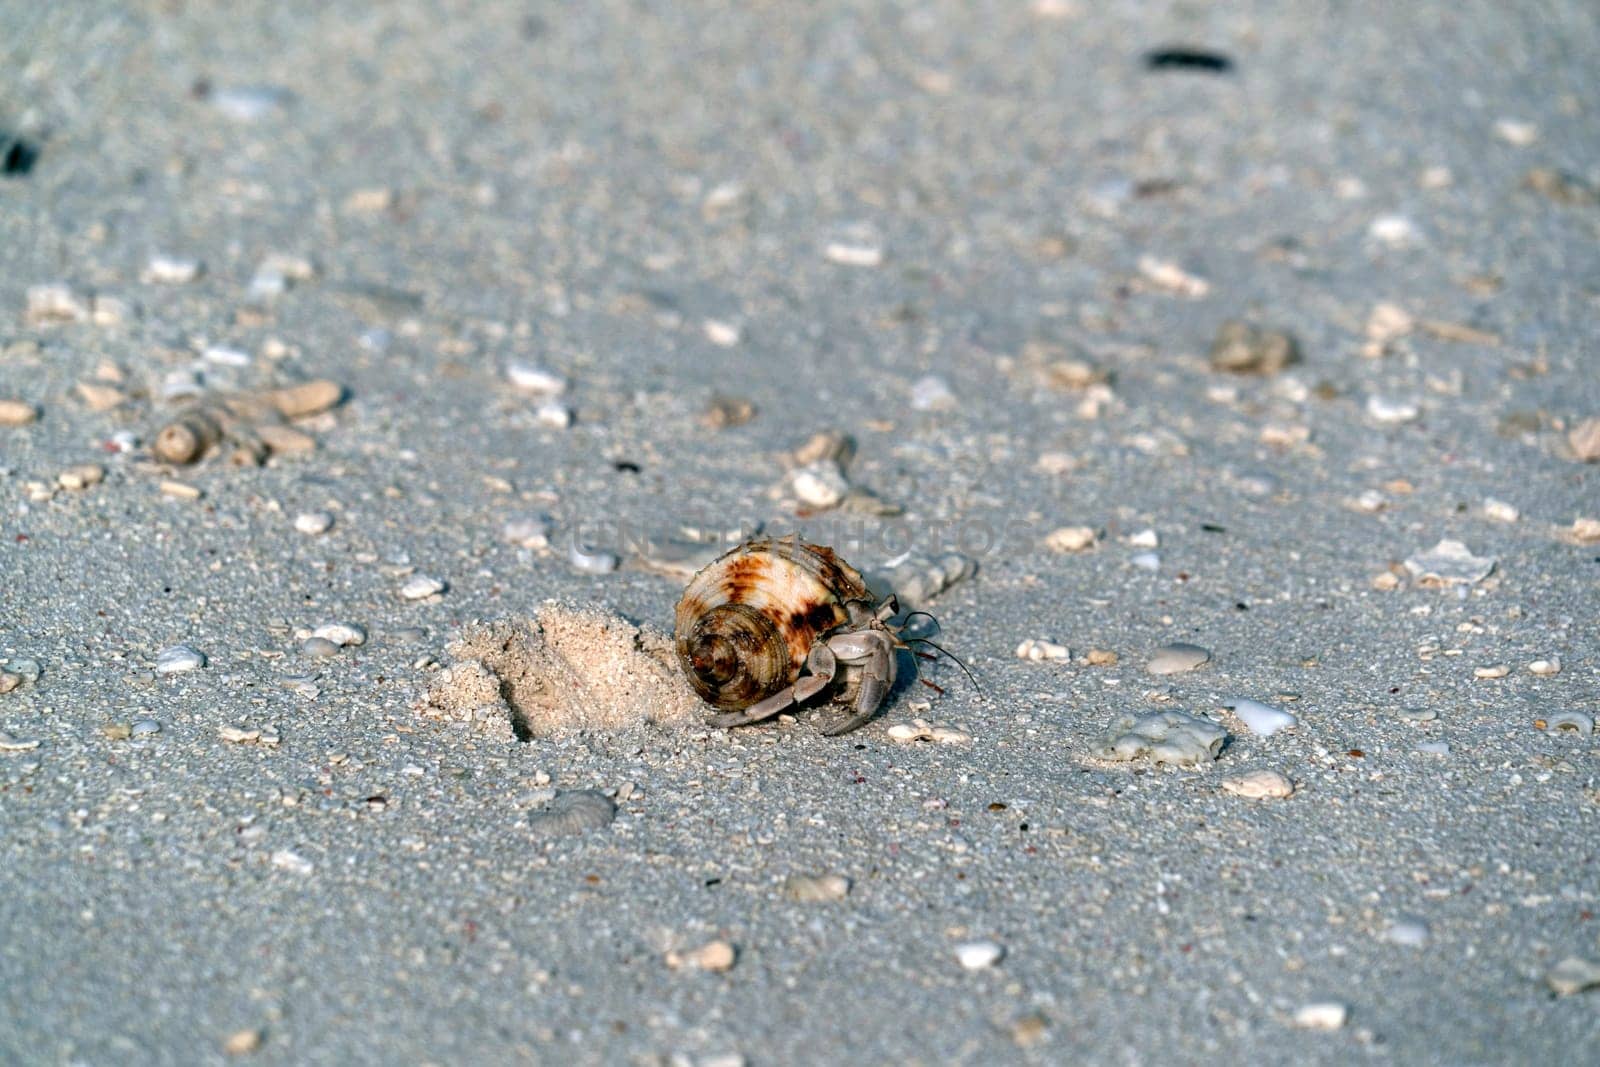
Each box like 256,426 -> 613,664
526,789 -> 617,840
505,362 -> 566,394
155,645 -> 206,674
1016,638 -> 1070,661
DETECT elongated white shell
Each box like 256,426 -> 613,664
674,536 -> 871,710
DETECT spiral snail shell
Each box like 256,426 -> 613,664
674,535 -> 877,712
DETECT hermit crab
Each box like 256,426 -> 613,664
674,535 -> 914,735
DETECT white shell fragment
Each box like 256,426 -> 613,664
568,539 -> 620,575
1292,1001 -> 1349,1030
1044,526 -> 1098,553
1146,642 -> 1210,675
502,516 -> 550,549
1383,917 -> 1431,948
1016,638 -> 1071,662
1482,498 -> 1520,523
142,255 -> 203,285
789,460 -> 850,509
294,511 -> 334,535
1366,395 -> 1421,424
954,940 -> 1005,971
155,645 -> 206,674
1225,698 -> 1298,737
1221,769 -> 1294,799
783,874 -> 851,903
505,362 -> 566,394
399,575 -> 446,600
1547,957 -> 1600,997
887,718 -> 971,744
526,789 -> 617,840
313,622 -> 367,647
1404,540 -> 1496,586
1098,710 -> 1227,766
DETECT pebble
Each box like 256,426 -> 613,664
789,460 -> 850,509
57,463 -> 105,490
1220,769 -> 1294,799
1366,395 -> 1421,424
909,374 -> 957,412
1404,540 -> 1496,586
783,874 -> 851,903
141,255 -> 203,284
222,1027 -> 264,1056
399,575 -> 446,600
131,719 -> 161,736
0,672 -> 21,694
954,940 -> 1005,971
1547,957 -> 1600,997
1097,710 -> 1226,766
1528,658 -> 1561,676
535,400 -> 573,428
1569,418 -> 1600,462
1146,642 -> 1210,675
0,732 -> 42,753
502,516 -> 550,549
1044,526 -> 1098,553
668,940 -> 737,973
1368,214 -> 1420,247
159,480 -> 203,500
1130,552 -> 1161,572
1482,498 -> 1520,523
823,225 -> 885,267
102,723 -> 132,741
1085,649 -> 1119,667
1567,518 -> 1600,544
1015,638 -> 1070,662
1544,712 -> 1593,738
219,726 -> 260,743
526,789 -> 617,839
701,394 -> 757,429
886,718 -> 971,744
1137,255 -> 1210,297
313,622 -> 367,647
1292,1001 -> 1349,1030
505,362 -> 566,394
209,84 -> 292,121
202,345 -> 250,368
1383,917 -> 1431,947
300,637 -> 340,660
293,511 -> 334,535
1208,320 -> 1301,374
0,399 -> 39,426
1473,664 -> 1510,679
1128,528 -> 1159,548
155,645 -> 206,674
1493,118 -> 1538,146
703,319 -> 742,347
1225,699 -> 1298,737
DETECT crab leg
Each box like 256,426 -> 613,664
708,643 -> 837,728
817,630 -> 897,736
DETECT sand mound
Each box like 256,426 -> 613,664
417,603 -> 706,740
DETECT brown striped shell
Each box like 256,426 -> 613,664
674,536 -> 873,710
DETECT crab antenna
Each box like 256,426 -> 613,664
907,636 -> 981,694
897,610 -> 942,638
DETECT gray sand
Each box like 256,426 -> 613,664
2,1 -> 1597,1063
